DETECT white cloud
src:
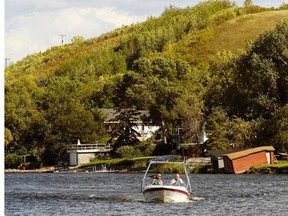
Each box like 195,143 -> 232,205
5,5 -> 146,62
253,0 -> 288,8
4,0 -> 200,62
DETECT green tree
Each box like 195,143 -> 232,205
134,57 -> 204,146
244,0 -> 253,7
111,72 -> 142,108
258,105 -> 288,153
108,109 -> 141,150
116,145 -> 141,158
204,50 -> 239,116
205,107 -> 230,150
225,117 -> 252,149
234,20 -> 288,119
5,128 -> 13,147
175,92 -> 204,144
280,3 -> 288,9
40,77 -> 105,165
5,76 -> 47,159
71,35 -> 85,44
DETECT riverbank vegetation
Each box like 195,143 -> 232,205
80,156 -> 187,174
247,161 -> 288,174
80,158 -> 288,174
80,157 -> 153,172
5,1 -> 288,168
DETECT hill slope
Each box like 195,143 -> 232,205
6,8 -> 288,82
168,10 -> 288,64
210,10 -> 288,53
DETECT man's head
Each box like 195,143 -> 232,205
175,174 -> 180,179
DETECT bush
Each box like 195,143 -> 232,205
116,145 -> 138,158
248,162 -> 288,174
135,143 -> 156,156
211,7 -> 245,25
5,154 -> 23,169
153,143 -> 174,155
144,144 -> 155,156
191,165 -> 213,173
153,164 -> 184,174
245,6 -> 266,14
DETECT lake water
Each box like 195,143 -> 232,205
5,173 -> 288,215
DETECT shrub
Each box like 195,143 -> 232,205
211,7 -> 245,25
5,154 -> 23,169
191,164 -> 213,173
116,145 -> 137,158
153,164 -> 184,174
153,143 -> 174,155
245,6 -> 266,14
135,143 -> 156,156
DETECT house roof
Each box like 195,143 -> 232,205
100,108 -> 149,123
100,109 -> 118,121
208,149 -> 241,159
223,146 -> 275,160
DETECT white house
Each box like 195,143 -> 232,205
100,109 -> 160,141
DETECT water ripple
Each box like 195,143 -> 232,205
5,173 -> 288,216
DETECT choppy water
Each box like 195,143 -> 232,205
5,173 -> 288,215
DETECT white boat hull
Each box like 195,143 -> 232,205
143,185 -> 190,203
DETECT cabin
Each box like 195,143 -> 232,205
101,109 -> 160,141
222,146 -> 275,174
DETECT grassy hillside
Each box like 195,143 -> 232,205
210,10 -> 288,54
170,10 -> 288,64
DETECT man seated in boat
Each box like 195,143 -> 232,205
170,173 -> 185,186
151,174 -> 163,185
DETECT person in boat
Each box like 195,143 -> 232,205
151,174 -> 163,185
170,173 -> 185,186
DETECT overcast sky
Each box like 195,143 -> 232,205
4,0 -> 288,64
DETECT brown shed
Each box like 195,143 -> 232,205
222,146 -> 275,174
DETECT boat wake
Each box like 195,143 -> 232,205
89,194 -> 144,203
190,196 -> 205,201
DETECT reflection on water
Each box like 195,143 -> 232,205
5,173 -> 288,216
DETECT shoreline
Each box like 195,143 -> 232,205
5,161 -> 288,174
5,167 -> 56,173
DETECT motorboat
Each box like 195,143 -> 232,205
141,155 -> 192,203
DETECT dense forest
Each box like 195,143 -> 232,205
5,0 -> 288,168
